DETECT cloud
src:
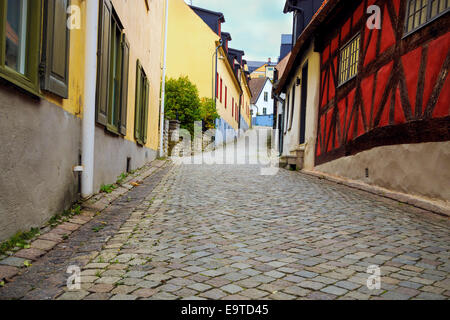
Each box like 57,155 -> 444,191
185,0 -> 292,62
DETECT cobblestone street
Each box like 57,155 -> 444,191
1,131 -> 450,300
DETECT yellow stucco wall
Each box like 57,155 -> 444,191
216,47 -> 242,131
250,64 -> 267,79
44,0 -> 86,117
166,0 -> 219,99
46,0 -> 164,151
241,72 -> 252,127
111,0 -> 163,151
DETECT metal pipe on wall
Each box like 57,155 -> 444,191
159,0 -> 169,157
81,0 -> 99,198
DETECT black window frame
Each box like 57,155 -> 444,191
404,0 -> 450,37
338,33 -> 361,86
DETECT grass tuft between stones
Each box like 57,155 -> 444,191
0,227 -> 40,255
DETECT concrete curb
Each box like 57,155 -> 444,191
300,169 -> 450,218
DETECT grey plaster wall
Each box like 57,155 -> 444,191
93,126 -> 157,193
0,83 -> 158,242
0,84 -> 81,241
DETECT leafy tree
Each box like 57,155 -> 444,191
165,76 -> 201,135
199,98 -> 219,131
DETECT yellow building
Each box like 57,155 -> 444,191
250,64 -> 268,79
250,62 -> 276,80
165,0 -> 219,99
0,0 -> 164,241
166,0 -> 252,144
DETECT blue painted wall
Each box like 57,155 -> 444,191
252,115 -> 273,127
240,115 -> 249,132
215,117 -> 237,146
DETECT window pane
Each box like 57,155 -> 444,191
108,23 -> 122,129
431,0 -> 439,16
439,0 -> 448,12
5,0 -> 28,74
420,0 -> 428,24
339,35 -> 360,84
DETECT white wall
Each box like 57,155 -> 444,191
280,43 -> 320,170
253,79 -> 274,116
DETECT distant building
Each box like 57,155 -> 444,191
247,61 -> 265,74
250,77 -> 274,127
249,58 -> 277,80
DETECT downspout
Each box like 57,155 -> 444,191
81,0 -> 99,198
212,39 -> 223,137
238,90 -> 242,134
159,0 -> 169,157
214,39 -> 223,108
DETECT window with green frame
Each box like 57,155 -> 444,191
96,0 -> 130,136
0,0 -> 41,95
0,0 -> 71,98
134,60 -> 149,146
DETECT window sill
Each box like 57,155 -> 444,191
136,138 -> 145,147
337,74 -> 357,89
0,71 -> 42,99
106,124 -> 121,136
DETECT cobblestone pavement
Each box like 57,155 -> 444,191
1,130 -> 450,300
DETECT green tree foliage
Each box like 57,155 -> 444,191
199,98 -> 219,130
165,76 -> 201,135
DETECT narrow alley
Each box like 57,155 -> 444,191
0,0 -> 449,306
1,129 -> 448,300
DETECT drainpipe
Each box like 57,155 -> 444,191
159,0 -> 169,157
213,39 -> 223,108
81,0 -> 99,198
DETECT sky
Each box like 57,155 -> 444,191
184,0 -> 292,62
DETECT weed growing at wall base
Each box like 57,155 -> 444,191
0,227 -> 40,255
100,184 -> 118,194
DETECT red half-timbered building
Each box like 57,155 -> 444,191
274,0 -> 449,203
316,0 -> 449,165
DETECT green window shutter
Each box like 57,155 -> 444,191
142,79 -> 149,144
96,0 -> 112,126
119,34 -> 130,136
42,0 -> 71,98
134,61 -> 142,142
